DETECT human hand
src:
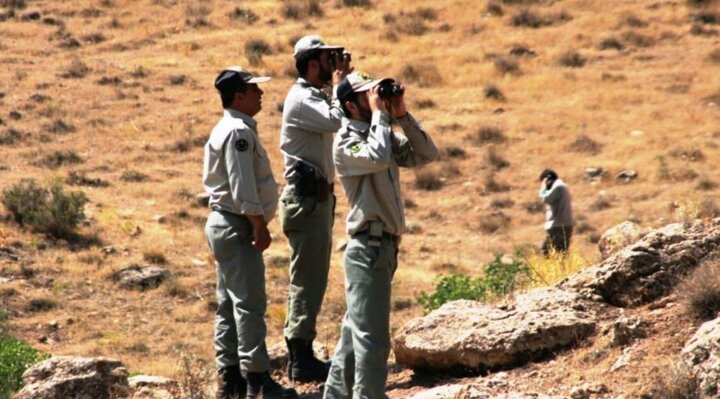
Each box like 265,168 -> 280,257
368,86 -> 387,114
248,215 -> 271,252
331,51 -> 353,86
386,84 -> 407,118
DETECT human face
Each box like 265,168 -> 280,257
355,91 -> 373,122
235,83 -> 264,117
317,51 -> 333,84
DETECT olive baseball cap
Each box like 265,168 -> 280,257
293,34 -> 343,57
214,66 -> 270,93
337,71 -> 392,103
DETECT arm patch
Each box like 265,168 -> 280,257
235,139 -> 249,152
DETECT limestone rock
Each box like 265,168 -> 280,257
128,375 -> 178,399
14,356 -> 129,399
114,264 -> 170,290
408,384 -> 569,399
598,221 -> 648,259
611,316 -> 649,347
393,287 -> 597,371
681,318 -> 720,396
561,220 -> 720,307
616,170 -> 638,183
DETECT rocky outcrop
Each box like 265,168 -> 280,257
14,356 -> 129,399
681,318 -> 720,396
393,288 -> 598,371
128,375 -> 178,399
408,384 -> 569,399
597,221 -> 648,259
561,220 -> 720,307
113,264 -> 169,290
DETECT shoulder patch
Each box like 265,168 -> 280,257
235,139 -> 249,152
350,143 -> 362,154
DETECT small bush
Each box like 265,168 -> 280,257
622,30 -> 655,47
678,256 -> 720,320
687,0 -> 714,6
474,126 -> 506,145
619,13 -> 648,28
59,59 -> 90,79
478,211 -> 510,233
245,39 -> 271,66
66,171 -> 109,188
415,169 -> 443,191
486,146 -> 509,170
415,99 -> 436,109
494,56 -> 520,74
121,170 -> 149,183
0,0 -> 26,9
484,84 -> 505,100
491,198 -> 514,209
143,251 -> 167,265
486,1 -> 503,16
443,146 -> 466,159
598,37 -> 625,50
558,50 -> 586,68
691,11 -> 720,24
652,363 -> 698,399
229,7 -> 258,23
567,135 -> 601,154
1,180 -> 88,239
168,352 -> 213,399
511,9 -> 544,28
696,178 -> 717,190
708,48 -> 720,63
25,298 -> 56,313
589,196 -> 612,211
44,119 -> 75,134
418,254 -> 530,312
525,250 -> 588,287
340,0 -> 372,7
0,129 -> 24,146
0,336 -> 46,398
37,150 -> 83,169
484,173 -> 510,193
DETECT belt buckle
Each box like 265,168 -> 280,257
368,236 -> 382,247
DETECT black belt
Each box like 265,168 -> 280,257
353,230 -> 400,245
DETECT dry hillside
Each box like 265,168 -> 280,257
1,0 -> 720,396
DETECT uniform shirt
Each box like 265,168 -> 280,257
203,109 -> 278,222
280,78 -> 344,184
334,111 -> 439,236
539,178 -> 573,230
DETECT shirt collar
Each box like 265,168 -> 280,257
223,109 -> 257,131
346,118 -> 370,134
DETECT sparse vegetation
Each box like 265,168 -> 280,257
484,84 -> 506,100
1,180 -> 88,239
652,362 -> 698,399
400,63 -> 442,87
478,211 -> 510,233
0,129 -> 24,145
340,0 -> 373,8
415,169 -> 444,191
678,256 -> 720,320
486,146 -> 510,170
558,50 -> 586,68
486,1 -> 503,16
37,150 -> 83,169
567,135 -> 601,154
143,251 -> 167,265
120,170 -> 149,182
0,336 -> 46,399
598,37 -> 625,50
473,126 -> 506,145
59,59 -> 90,79
418,254 -> 530,312
443,146 -> 466,159
708,48 -> 720,63
229,7 -> 259,23
494,56 -> 520,74
245,39 -> 272,66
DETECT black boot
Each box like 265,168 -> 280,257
216,365 -> 247,399
287,338 -> 330,383
246,372 -> 298,399
284,337 -> 293,377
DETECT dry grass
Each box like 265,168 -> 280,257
677,255 -> 720,320
523,250 -> 589,288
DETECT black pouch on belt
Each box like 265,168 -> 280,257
289,162 -> 319,198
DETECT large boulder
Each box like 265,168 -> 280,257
14,356 -> 129,399
597,221 -> 648,259
393,288 -> 598,371
681,318 -> 720,396
561,220 -> 720,307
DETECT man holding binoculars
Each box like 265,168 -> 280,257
279,35 -> 352,383
324,71 -> 439,398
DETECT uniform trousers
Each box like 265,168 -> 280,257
205,210 -> 271,372
279,185 -> 334,341
324,232 -> 399,399
542,225 -> 573,255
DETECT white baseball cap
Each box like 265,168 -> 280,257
293,34 -> 343,57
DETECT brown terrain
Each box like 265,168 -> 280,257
1,0 -> 720,397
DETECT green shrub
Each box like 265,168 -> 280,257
418,254 -> 530,312
1,179 -> 88,239
0,336 -> 46,398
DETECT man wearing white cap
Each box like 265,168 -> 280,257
324,71 -> 439,398
204,66 -> 297,399
278,35 -> 352,383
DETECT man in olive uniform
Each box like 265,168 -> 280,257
279,35 -> 352,383
538,168 -> 574,255
204,66 -> 297,399
324,72 -> 439,399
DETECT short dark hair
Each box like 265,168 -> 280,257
539,168 -> 558,181
219,81 -> 248,108
295,49 -> 323,77
340,92 -> 359,117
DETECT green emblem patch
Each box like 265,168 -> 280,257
235,139 -> 249,152
350,143 -> 362,154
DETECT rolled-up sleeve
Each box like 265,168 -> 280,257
392,113 -> 439,167
224,130 -> 264,216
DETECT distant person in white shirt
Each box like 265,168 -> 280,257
538,169 -> 574,255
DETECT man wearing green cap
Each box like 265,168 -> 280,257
278,35 -> 352,383
324,71 -> 439,399
204,66 -> 297,399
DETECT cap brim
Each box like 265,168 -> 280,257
294,44 -> 344,57
247,76 -> 271,84
355,78 -> 392,92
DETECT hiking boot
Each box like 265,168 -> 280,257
246,372 -> 298,399
287,338 -> 330,383
216,364 -> 246,399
